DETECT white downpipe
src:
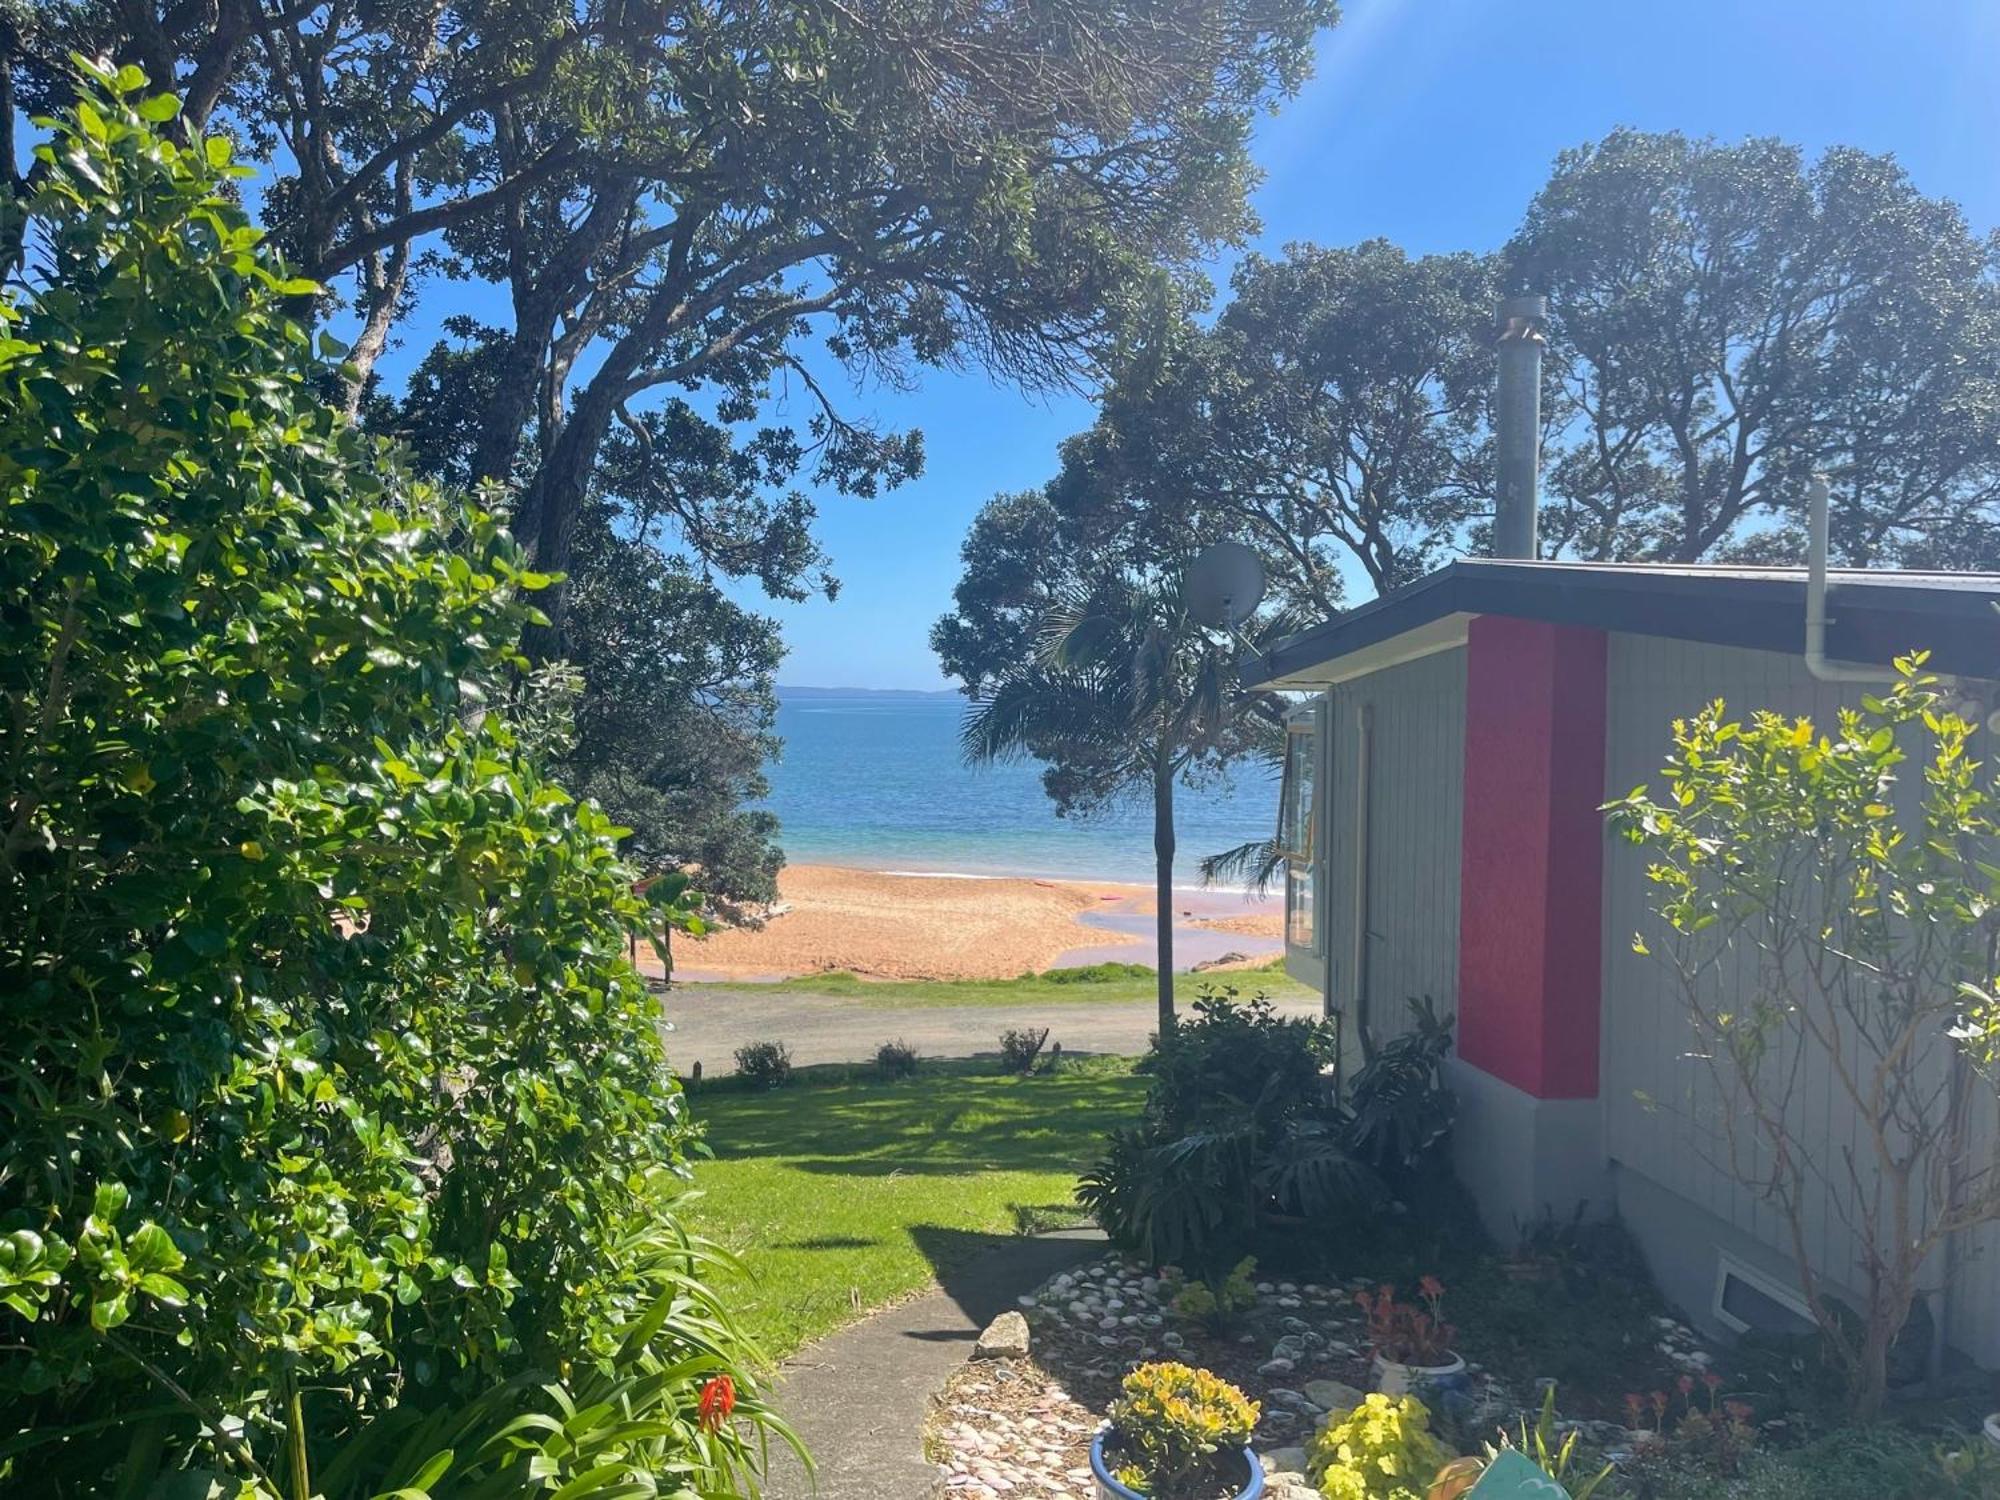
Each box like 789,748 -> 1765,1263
1805,476 -> 1897,684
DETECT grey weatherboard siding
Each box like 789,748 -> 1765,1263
1319,645 -> 1466,1060
1598,632 -> 2000,1363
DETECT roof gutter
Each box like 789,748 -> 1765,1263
1805,476 -> 1897,685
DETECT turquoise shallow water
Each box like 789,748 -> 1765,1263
761,690 -> 1283,885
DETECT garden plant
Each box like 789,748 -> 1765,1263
1076,990 -> 1454,1273
1609,658 -> 2000,1416
0,70 -> 793,1496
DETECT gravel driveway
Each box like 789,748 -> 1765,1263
658,986 -> 1321,1077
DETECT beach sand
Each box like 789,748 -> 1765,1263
670,863 -> 1282,982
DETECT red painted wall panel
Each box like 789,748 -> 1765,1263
1456,616 -> 1607,1099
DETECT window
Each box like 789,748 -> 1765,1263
1711,1254 -> 1815,1338
1278,710 -> 1319,954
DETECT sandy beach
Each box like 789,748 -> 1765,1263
670,864 -> 1282,982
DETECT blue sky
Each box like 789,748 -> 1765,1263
746,0 -> 2000,689
381,0 -> 2000,690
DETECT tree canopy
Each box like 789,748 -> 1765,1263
1024,129 -> 2000,629
15,0 -> 1338,904
1509,129 -> 2000,567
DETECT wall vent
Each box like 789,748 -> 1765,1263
1711,1253 -> 1815,1338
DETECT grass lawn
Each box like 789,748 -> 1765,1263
684,957 -> 1314,1009
683,1057 -> 1144,1360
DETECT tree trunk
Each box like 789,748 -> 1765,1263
1152,746 -> 1176,1040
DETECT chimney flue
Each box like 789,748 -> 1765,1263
1493,293 -> 1548,560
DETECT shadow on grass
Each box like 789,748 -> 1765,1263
691,1063 -> 1144,1173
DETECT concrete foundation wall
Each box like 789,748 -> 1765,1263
1447,1057 -> 1611,1245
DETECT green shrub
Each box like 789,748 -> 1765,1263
1343,998 -> 1456,1178
1105,1361 -> 1259,1496
1148,989 -> 1337,1135
1162,1256 -> 1259,1331
999,1025 -> 1051,1072
875,1038 -> 921,1078
0,69 -> 788,1495
1077,990 -> 1410,1271
734,1040 -> 795,1086
1307,1393 -> 1451,1500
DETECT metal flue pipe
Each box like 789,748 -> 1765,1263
1493,294 -> 1548,560
1804,475 -> 1895,683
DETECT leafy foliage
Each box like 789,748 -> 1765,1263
1306,1393 -> 1452,1500
873,1039 -> 921,1079
733,1041 -> 795,1087
0,73 -> 788,1495
35,0 -> 1339,907
1104,1361 -> 1259,1498
997,1026 -> 1053,1074
1606,656 -> 2000,1416
1160,1257 -> 1259,1333
1354,1278 -> 1457,1367
939,528 -> 1295,1028
1509,129 -> 2000,567
1076,991 -> 1426,1272
1343,999 -> 1457,1178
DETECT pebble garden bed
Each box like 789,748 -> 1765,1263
925,1251 -> 1720,1499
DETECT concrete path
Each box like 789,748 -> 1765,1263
658,988 -> 1320,1077
763,1228 -> 1105,1500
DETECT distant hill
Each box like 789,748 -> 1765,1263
778,684 -> 960,702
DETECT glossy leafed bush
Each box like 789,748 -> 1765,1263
0,68 -> 785,1495
1105,1361 -> 1259,1495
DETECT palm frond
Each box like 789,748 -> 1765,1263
1199,837 -> 1286,893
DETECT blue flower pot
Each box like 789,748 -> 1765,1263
1088,1431 -> 1265,1500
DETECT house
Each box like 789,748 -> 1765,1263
1241,555 -> 2000,1363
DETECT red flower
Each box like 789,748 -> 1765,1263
1623,1393 -> 1643,1420
1677,1374 -> 1695,1397
1418,1274 -> 1445,1300
1702,1371 -> 1723,1391
698,1375 -> 737,1433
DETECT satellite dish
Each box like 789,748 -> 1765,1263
1187,541 -> 1266,631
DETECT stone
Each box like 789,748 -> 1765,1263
1261,1447 -> 1310,1475
1304,1379 -> 1363,1412
1099,1316 -> 1122,1332
1257,1357 -> 1296,1377
973,1311 -> 1030,1361
1161,1331 -> 1185,1349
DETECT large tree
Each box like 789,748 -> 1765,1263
1037,241 -> 1498,619
14,0 -> 1335,903
14,0 -> 1334,618
1508,129 -> 2000,566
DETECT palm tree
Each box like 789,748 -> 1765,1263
961,571 -> 1281,1036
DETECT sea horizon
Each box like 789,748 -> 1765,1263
759,685 -> 1284,897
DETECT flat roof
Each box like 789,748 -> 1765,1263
1241,559 -> 2000,689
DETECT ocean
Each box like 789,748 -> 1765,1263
760,688 -> 1283,886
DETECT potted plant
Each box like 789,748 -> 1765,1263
1354,1277 -> 1466,1396
1090,1361 -> 1264,1500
